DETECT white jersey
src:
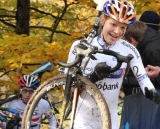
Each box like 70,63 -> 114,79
67,35 -> 155,129
2,98 -> 56,129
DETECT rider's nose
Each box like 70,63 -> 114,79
114,27 -> 121,35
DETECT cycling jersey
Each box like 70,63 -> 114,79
67,35 -> 155,129
1,98 -> 56,129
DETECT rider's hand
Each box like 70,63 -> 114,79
89,62 -> 111,83
0,121 -> 6,129
6,120 -> 15,129
145,87 -> 160,104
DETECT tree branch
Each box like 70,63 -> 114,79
30,7 -> 58,19
0,19 -> 16,28
30,26 -> 70,35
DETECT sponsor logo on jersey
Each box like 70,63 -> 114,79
112,52 -> 120,61
46,110 -> 53,119
32,111 -> 39,116
137,73 -> 148,82
108,68 -> 125,78
112,56 -> 117,61
72,50 -> 76,55
96,82 -> 119,90
121,41 -> 139,59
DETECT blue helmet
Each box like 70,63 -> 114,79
18,75 -> 40,89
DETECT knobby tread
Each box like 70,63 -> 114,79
21,74 -> 111,129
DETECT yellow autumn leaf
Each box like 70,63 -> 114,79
10,63 -> 19,68
8,58 -> 15,64
140,6 -> 149,13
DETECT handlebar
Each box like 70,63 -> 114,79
98,49 -> 133,72
58,41 -> 134,73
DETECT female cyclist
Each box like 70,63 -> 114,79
0,75 -> 56,129
66,0 -> 160,129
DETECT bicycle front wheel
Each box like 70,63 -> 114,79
21,74 -> 111,129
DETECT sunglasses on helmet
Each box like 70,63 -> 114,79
21,89 -> 34,95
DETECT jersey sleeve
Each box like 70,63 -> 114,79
128,44 -> 155,93
64,40 -> 80,74
67,40 -> 80,63
41,100 -> 56,129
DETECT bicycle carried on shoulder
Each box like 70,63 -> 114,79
0,61 -> 55,129
21,12 -> 133,129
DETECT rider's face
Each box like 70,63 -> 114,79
20,87 -> 35,103
102,17 -> 127,45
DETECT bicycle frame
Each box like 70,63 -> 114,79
57,10 -> 134,128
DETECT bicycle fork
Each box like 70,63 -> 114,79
70,87 -> 79,129
60,72 -> 80,128
59,73 -> 72,128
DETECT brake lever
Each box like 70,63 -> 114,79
90,54 -> 97,60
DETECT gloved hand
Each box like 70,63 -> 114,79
6,120 -> 15,129
89,62 -> 111,83
145,87 -> 160,104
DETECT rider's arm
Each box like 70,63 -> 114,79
67,40 -> 80,64
130,61 -> 155,92
64,40 -> 81,74
48,116 -> 56,129
129,46 -> 160,104
42,100 -> 57,129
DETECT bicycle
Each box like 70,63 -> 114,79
21,9 -> 133,129
0,61 -> 55,129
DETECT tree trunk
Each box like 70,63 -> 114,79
16,0 -> 30,35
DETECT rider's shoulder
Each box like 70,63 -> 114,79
72,40 -> 81,46
39,98 -> 51,106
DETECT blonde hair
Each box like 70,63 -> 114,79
97,14 -> 107,35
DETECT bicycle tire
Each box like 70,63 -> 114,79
21,74 -> 111,129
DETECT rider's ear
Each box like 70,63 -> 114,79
130,37 -> 138,47
19,88 -> 22,95
100,14 -> 107,26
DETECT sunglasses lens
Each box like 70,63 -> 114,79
21,89 -> 34,95
29,90 -> 34,94
22,89 -> 27,94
